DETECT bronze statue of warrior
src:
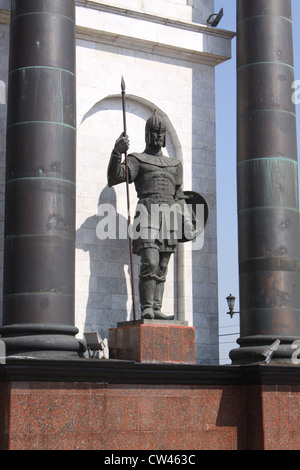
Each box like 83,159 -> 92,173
107,110 -> 197,320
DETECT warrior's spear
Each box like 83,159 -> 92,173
121,77 -> 137,321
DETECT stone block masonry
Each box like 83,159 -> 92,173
109,322 -> 195,363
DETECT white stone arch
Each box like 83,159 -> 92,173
80,94 -> 183,162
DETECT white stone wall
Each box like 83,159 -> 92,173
0,0 -> 233,364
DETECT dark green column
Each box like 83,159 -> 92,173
231,0 -> 300,363
0,0 -> 84,357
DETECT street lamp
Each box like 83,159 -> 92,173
226,294 -> 240,318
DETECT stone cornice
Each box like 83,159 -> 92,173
1,358 -> 300,385
75,2 -> 234,66
75,25 -> 228,66
76,0 -> 236,41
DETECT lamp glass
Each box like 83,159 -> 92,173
226,294 -> 236,312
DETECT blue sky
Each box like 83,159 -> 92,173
214,1 -> 300,362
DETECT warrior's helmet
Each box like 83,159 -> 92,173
145,110 -> 166,147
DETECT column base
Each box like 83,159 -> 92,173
109,320 -> 195,364
230,335 -> 300,365
0,323 -> 86,359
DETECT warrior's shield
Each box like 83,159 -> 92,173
179,191 -> 209,243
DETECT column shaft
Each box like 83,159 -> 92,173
0,0 -> 83,357
231,0 -> 300,363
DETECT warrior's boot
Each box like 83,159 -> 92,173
139,279 -> 156,319
153,282 -> 174,320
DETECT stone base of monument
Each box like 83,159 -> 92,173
1,359 -> 300,450
108,319 -> 195,364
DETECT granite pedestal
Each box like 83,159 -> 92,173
109,320 -> 195,364
1,360 -> 300,450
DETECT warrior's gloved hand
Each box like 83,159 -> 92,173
113,134 -> 130,156
184,221 -> 197,241
183,211 -> 199,241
